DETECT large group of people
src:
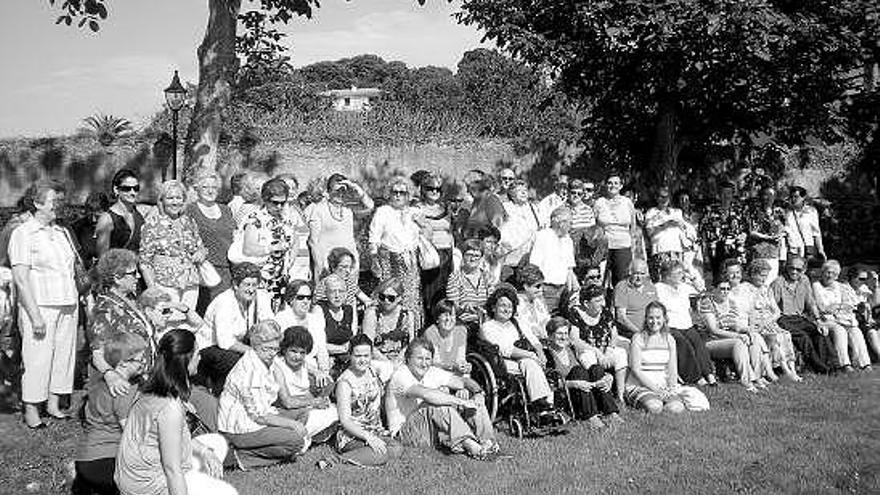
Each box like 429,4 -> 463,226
0,164 -> 877,495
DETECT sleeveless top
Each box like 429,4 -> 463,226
335,367 -> 386,450
368,306 -> 410,352
629,333 -> 672,389
186,203 -> 235,269
108,208 -> 144,252
319,301 -> 354,346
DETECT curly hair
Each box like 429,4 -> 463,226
94,248 -> 138,291
231,262 -> 262,286
579,284 -> 605,304
327,247 -> 355,272
283,279 -> 313,305
516,264 -> 544,289
375,277 -> 403,297
261,177 -> 290,203
485,282 -> 519,318
19,180 -> 65,214
249,319 -> 282,347
280,326 -> 313,354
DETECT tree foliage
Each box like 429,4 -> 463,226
457,0 -> 880,181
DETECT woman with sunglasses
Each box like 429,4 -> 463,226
275,279 -> 332,388
413,174 -> 454,321
89,250 -> 204,399
369,176 -> 426,330
95,168 -> 148,256
308,173 -> 373,281
362,278 -> 413,363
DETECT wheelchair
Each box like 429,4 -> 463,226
464,324 -> 569,438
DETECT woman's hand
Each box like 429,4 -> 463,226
105,369 -> 132,398
455,360 -> 472,375
365,433 -> 387,455
598,375 -> 614,393
30,314 -> 47,339
192,247 -> 208,265
198,449 -> 223,478
313,370 -> 333,391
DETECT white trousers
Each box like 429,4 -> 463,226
19,304 -> 77,403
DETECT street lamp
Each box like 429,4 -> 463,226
163,70 -> 186,180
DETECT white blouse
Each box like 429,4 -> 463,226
368,205 -> 420,253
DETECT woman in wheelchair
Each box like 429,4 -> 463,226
478,284 -> 557,417
545,317 -> 622,429
423,299 -> 471,375
568,284 -> 629,404
625,302 -> 710,414
386,338 -> 501,460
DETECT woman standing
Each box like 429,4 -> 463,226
369,176 -> 425,330
187,172 -> 235,314
746,186 -> 786,285
594,173 -> 637,286
413,174 -> 454,321
9,181 -> 79,428
140,180 -> 207,311
95,169 -> 147,256
115,330 -> 235,495
308,174 -> 373,280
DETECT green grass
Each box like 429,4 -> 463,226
2,372 -> 879,494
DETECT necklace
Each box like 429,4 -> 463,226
328,202 -> 345,222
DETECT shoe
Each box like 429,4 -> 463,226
587,416 -> 606,429
754,379 -> 768,389
706,374 -> 719,386
842,365 -> 856,374
605,413 -> 625,425
46,411 -> 71,420
860,365 -> 873,372
696,378 -> 708,386
744,385 -> 759,393
24,418 -> 46,430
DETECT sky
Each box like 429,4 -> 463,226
0,0 -> 489,138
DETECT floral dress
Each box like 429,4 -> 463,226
88,291 -> 155,371
140,214 -> 204,290
243,209 -> 296,310
335,366 -> 388,451
748,284 -> 796,366
745,201 -> 786,260
570,306 -> 615,352
699,202 -> 748,271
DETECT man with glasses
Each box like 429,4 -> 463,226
496,167 -> 517,197
768,256 -> 837,373
538,173 -> 570,227
613,259 -> 658,339
783,186 -> 825,267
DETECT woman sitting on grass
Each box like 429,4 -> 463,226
73,333 -> 147,495
544,317 -> 622,429
115,329 -> 235,495
625,302 -> 709,414
422,299 -> 471,376
315,274 -> 357,375
270,326 -> 339,443
334,334 -> 402,467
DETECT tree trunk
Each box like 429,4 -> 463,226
648,103 -> 681,186
182,0 -> 241,182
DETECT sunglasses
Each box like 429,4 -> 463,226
584,188 -> 595,192
391,190 -> 408,196
500,176 -> 515,182
117,185 -> 140,193
293,293 -> 312,301
378,293 -> 398,303
423,186 -> 441,193
570,191 -> 584,196
857,276 -> 869,282
787,266 -> 805,272
718,285 -> 731,291
267,199 -> 286,206
586,274 -> 602,279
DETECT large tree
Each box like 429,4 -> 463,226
457,0 -> 877,182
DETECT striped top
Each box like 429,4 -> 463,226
446,267 -> 494,323
627,332 -> 673,389
570,203 -> 596,231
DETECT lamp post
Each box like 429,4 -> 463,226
163,70 -> 186,180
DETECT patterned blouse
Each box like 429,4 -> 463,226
140,213 -> 205,289
745,201 -> 786,259
699,202 -> 748,264
335,367 -> 388,450
243,208 -> 297,305
89,291 -> 155,370
570,305 -> 616,351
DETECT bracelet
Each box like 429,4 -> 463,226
103,368 -> 116,378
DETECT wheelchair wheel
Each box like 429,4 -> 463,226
509,417 -> 524,439
466,352 -> 499,421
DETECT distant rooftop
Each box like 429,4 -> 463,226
318,86 -> 383,98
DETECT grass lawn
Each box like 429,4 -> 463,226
2,371 -> 878,494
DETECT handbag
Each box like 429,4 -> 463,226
227,228 -> 267,265
197,261 -> 221,288
61,228 -> 92,294
417,234 -> 441,270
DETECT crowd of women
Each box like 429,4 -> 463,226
0,164 -> 878,495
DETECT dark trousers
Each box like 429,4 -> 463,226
777,315 -> 838,373
566,364 -> 619,419
420,248 -> 453,326
72,458 -> 117,495
607,248 -> 633,287
198,346 -> 242,396
670,327 -> 715,384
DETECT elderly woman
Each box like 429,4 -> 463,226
479,284 -> 556,415
369,175 -> 426,329
200,262 -> 274,394
423,299 -> 470,375
187,172 -> 236,313
313,247 -> 370,307
446,239 -> 494,326
275,279 -> 331,381
845,267 -> 880,361
335,334 -> 402,467
742,259 -> 802,381
315,274 -> 357,374
270,326 -> 338,441
655,260 -> 718,386
746,186 -> 786,285
116,330 -> 235,495
218,320 -> 310,469
232,171 -> 268,227
9,180 -> 79,428
413,173 -> 455,320
362,278 -> 413,363
515,264 -> 551,341
308,173 -> 373,280
95,169 -> 147,255
499,179 -> 540,278
594,173 -> 637,286
625,302 -> 709,413
386,337 -> 501,460
140,180 -> 208,311
813,260 -> 872,372
698,280 -> 771,392
239,178 -> 297,311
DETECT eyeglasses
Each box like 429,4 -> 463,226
569,191 -> 584,196
717,285 -> 731,291
586,274 -> 602,280
857,276 -> 869,282
160,307 -> 174,316
500,176 -> 515,182
584,188 -> 595,193
267,199 -> 286,206
378,293 -> 399,303
122,269 -> 139,278
530,283 -> 544,289
787,266 -> 805,272
293,293 -> 312,301
391,189 -> 408,196
464,251 -> 483,259
117,185 -> 140,193
424,186 -> 441,193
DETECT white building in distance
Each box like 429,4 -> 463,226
319,86 -> 383,112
